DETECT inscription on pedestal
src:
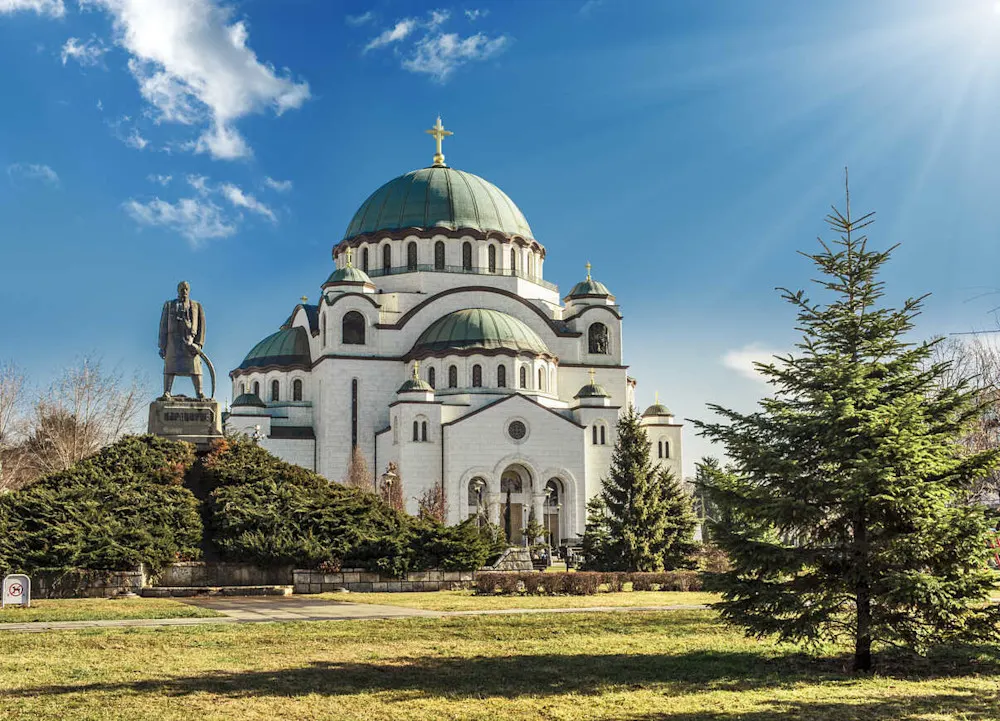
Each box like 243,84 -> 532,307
148,398 -> 223,449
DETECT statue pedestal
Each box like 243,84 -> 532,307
148,397 -> 223,451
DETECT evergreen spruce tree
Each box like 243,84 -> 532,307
694,180 -> 1000,671
582,407 -> 696,571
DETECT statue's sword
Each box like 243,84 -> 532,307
192,346 -> 217,400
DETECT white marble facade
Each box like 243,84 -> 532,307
227,129 -> 681,544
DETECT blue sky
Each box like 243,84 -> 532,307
3,0 -> 1000,475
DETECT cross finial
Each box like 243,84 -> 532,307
413,360 -> 420,379
345,247 -> 353,268
300,295 -> 309,304
655,391 -> 660,405
426,116 -> 453,167
586,262 -> 592,281
589,368 -> 596,384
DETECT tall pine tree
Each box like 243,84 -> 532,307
695,179 -> 1000,671
583,407 -> 696,571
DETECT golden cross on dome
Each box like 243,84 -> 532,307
413,360 -> 421,379
589,368 -> 596,384
655,391 -> 660,405
586,262 -> 592,281
426,116 -> 453,167
300,295 -> 309,304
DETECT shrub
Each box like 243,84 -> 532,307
629,573 -> 654,591
690,543 -> 731,573
0,435 -> 202,575
409,518 -> 495,571
538,573 -> 567,595
563,572 -> 601,595
602,572 -> 624,592
522,573 -> 543,595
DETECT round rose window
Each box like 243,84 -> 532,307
507,420 -> 527,440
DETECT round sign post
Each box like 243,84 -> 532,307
2,574 -> 31,608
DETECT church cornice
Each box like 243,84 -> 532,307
561,305 -> 623,323
375,286 -> 581,338
336,227 -> 546,258
441,393 -> 586,430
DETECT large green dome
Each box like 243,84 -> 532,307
238,326 -> 311,371
411,308 -> 549,358
344,167 -> 533,241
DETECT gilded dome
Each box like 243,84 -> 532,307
343,167 -> 533,241
410,308 -> 549,358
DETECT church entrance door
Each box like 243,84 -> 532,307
500,466 -> 532,545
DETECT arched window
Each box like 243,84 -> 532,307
592,425 -> 598,444
252,381 -> 260,396
544,478 -> 561,507
462,241 -> 472,271
238,382 -> 245,396
428,367 -> 436,389
434,240 -> 445,270
271,380 -> 280,402
407,241 -> 417,270
601,425 -> 606,445
658,440 -> 663,458
361,247 -> 369,272
413,420 -> 419,442
519,366 -> 527,389
589,323 -> 609,354
321,314 -> 326,347
421,421 -> 428,442
343,311 -> 365,345
468,477 -> 486,509
510,248 -> 517,273
448,365 -> 458,388
472,364 -> 482,387
382,244 -> 391,272
662,440 -> 670,458
293,379 -> 303,401
497,365 -> 506,388
593,424 -> 607,445
488,245 -> 496,273
538,368 -> 544,391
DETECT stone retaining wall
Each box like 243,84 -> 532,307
482,547 -> 535,572
153,562 -> 293,587
32,567 -> 147,599
294,568 -> 474,594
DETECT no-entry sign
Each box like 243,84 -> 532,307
2,574 -> 30,608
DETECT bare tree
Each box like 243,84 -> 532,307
0,361 -> 29,491
344,445 -> 373,491
22,357 -> 146,478
415,484 -> 447,522
931,334 -> 1000,505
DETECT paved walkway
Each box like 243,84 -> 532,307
0,596 -> 708,633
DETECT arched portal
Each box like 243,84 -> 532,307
499,464 -> 533,544
543,478 -> 564,547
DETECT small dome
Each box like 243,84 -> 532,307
232,392 -> 266,408
575,382 -> 610,400
324,265 -> 374,287
643,403 -> 672,417
411,308 -> 549,358
398,377 -> 433,393
344,166 -> 533,241
238,326 -> 311,371
565,264 -> 613,300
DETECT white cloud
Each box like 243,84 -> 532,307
186,174 -> 211,195
81,0 -> 310,160
147,173 -> 172,185
61,37 -> 108,67
6,162 -> 59,186
0,0 -> 64,17
403,31 -> 508,82
123,127 -> 148,149
345,11 -> 373,26
124,197 -> 235,244
464,9 -> 487,21
364,18 -> 417,52
428,9 -> 450,28
219,182 -> 275,221
721,344 -> 787,383
263,176 -> 292,193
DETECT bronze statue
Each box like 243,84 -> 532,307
159,281 -> 212,399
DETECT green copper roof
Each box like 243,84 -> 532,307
412,308 -> 549,357
324,265 -> 373,286
239,326 -> 311,370
643,403 -> 672,417
574,382 -> 610,399
566,278 -> 612,299
398,377 -> 434,393
344,167 -> 533,241
232,392 -> 266,408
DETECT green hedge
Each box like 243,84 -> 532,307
203,438 -> 495,575
474,570 -> 703,596
0,435 -> 202,575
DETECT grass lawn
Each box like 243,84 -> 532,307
1,611 -> 998,720
0,597 -> 222,624
317,589 -> 720,611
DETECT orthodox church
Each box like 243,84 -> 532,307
226,119 -> 681,544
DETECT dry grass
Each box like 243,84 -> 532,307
317,589 -> 719,611
0,597 -> 222,623
1,611 -> 998,720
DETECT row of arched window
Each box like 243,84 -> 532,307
353,240 -> 540,277
592,424 -> 607,445
658,440 -> 671,459
238,378 -> 304,402
417,362 -> 554,392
